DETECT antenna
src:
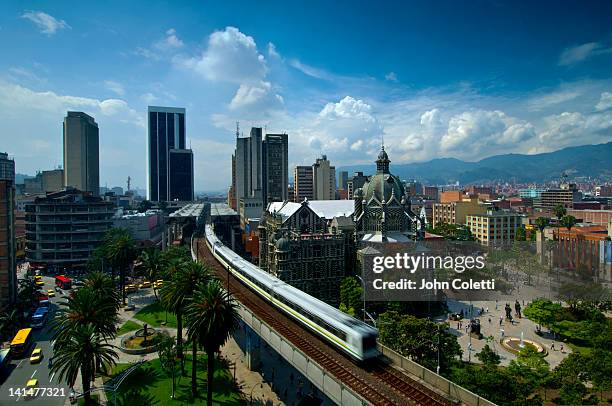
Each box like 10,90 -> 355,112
236,121 -> 240,139
127,176 -> 131,191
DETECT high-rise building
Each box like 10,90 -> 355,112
339,171 -> 349,190
169,149 -> 194,201
0,152 -> 17,307
63,112 -> 99,196
313,155 -> 336,200
262,133 -> 288,205
249,127 -> 263,195
147,106 -> 193,201
537,184 -> 581,209
293,166 -> 314,202
234,136 -> 250,208
347,172 -> 368,199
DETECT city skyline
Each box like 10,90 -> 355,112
1,1 -> 612,191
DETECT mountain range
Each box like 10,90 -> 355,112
337,142 -> 612,185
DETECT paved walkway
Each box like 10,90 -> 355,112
446,299 -> 571,368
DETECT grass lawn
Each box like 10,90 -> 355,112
104,354 -> 242,405
116,320 -> 142,336
134,301 -> 177,328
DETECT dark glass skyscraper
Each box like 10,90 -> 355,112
169,149 -> 194,201
147,106 -> 193,201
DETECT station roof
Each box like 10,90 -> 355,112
170,203 -> 206,218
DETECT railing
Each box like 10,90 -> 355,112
377,343 -> 496,406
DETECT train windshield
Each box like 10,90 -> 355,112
362,334 -> 377,351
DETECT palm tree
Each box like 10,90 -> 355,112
52,285 -> 118,344
160,261 -> 210,376
0,309 -> 21,340
561,215 -> 577,232
105,228 -> 136,305
553,204 -> 567,240
535,217 -> 550,235
185,280 -> 238,405
137,247 -> 164,300
84,271 -> 121,311
51,323 -> 118,405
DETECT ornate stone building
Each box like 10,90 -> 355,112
259,200 -> 354,306
354,146 -> 423,242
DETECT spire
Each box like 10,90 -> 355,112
376,144 -> 390,174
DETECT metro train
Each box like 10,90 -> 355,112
197,225 -> 379,361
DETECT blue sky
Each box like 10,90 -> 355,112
1,0 -> 611,192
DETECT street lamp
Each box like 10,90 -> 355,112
436,324 -> 441,375
355,275 -> 366,322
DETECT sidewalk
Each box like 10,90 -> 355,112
447,299 -> 571,368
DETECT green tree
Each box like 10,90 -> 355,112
523,299 -> 562,329
137,199 -> 153,213
515,226 -> 527,241
553,204 -> 566,224
156,333 -> 179,399
185,280 -> 238,406
588,349 -> 612,401
534,217 -> 550,234
160,260 -> 209,377
137,247 -> 165,300
0,308 -> 22,340
104,228 -> 136,305
450,364 -> 529,406
508,346 -> 550,395
475,344 -> 501,366
560,215 -> 577,233
339,277 -> 362,316
552,352 -> 589,405
378,311 -> 461,373
52,285 -> 118,344
84,271 -> 121,311
51,323 -> 118,405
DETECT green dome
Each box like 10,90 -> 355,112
362,173 -> 404,204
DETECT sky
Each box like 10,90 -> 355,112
1,0 -> 611,192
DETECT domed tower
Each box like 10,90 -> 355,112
376,145 -> 390,174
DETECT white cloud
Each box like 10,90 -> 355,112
154,28 -> 184,51
319,96 -> 375,121
140,92 -> 158,104
441,110 -> 535,156
179,26 -> 267,84
21,11 -> 70,35
385,72 -> 398,82
268,42 -> 280,59
420,108 -> 442,128
527,90 -> 581,111
559,42 -> 612,66
289,59 -> 332,80
229,81 -> 283,111
104,80 -> 125,96
595,92 -> 612,111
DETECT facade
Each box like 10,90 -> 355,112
353,147 -> 422,242
113,211 -> 163,246
338,171 -> 349,190
0,153 -> 17,307
432,197 -> 488,227
239,190 -> 264,231
595,185 -> 612,197
293,165 -> 314,202
168,149 -> 194,201
259,199 -> 354,306
228,154 -> 237,209
313,155 -> 336,200
22,169 -> 64,195
262,133 -> 288,205
466,209 -> 523,245
234,136 -> 250,209
423,186 -> 439,201
440,190 -> 463,203
63,112 -> 99,196
519,188 -> 546,199
249,127 -> 263,197
25,188 -> 114,268
347,171 -> 368,199
538,184 -> 581,209
566,209 -> 612,225
147,106 -> 193,201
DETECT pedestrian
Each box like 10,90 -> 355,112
560,343 -> 564,353
551,341 -> 555,351
499,315 -> 503,326
488,317 -> 491,324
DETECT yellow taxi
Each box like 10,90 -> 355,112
47,289 -> 55,298
125,284 -> 138,294
139,281 -> 151,289
35,277 -> 44,287
25,378 -> 38,399
29,348 -> 43,364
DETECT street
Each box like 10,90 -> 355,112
0,275 -> 69,405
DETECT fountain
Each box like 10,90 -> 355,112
119,323 -> 164,355
519,331 -> 525,348
501,333 -> 547,355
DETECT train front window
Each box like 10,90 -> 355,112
362,334 -> 377,350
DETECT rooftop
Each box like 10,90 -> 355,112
267,200 -> 354,222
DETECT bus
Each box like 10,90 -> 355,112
30,307 -> 49,329
55,275 -> 72,290
10,328 -> 33,357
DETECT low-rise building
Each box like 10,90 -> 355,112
466,209 -> 523,245
432,197 -> 488,227
113,210 -> 163,247
25,188 -> 114,269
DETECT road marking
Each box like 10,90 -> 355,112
31,369 -> 37,379
16,359 -> 23,368
50,372 -> 56,382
